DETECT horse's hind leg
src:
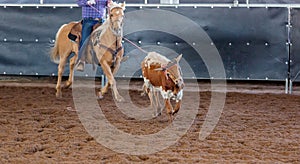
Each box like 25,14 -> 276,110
56,57 -> 67,98
64,55 -> 76,88
65,45 -> 78,88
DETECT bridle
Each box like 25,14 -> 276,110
109,7 -> 124,37
88,3 -> 149,56
96,7 -> 124,68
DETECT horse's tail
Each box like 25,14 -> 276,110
50,43 -> 59,64
50,24 -> 67,64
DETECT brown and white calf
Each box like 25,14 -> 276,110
141,52 -> 184,121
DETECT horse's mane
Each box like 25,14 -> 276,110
92,18 -> 110,37
89,18 -> 111,47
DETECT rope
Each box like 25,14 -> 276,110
88,3 -> 105,15
123,37 -> 148,54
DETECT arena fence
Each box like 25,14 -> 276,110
0,0 -> 300,93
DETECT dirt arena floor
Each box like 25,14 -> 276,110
0,77 -> 299,163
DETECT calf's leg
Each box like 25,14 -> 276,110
165,99 -> 173,122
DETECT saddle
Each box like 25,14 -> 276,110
70,20 -> 126,70
68,20 -> 103,69
67,20 -> 101,43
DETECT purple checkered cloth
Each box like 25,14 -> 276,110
77,0 -> 108,19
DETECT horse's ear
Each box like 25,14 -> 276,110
175,54 -> 183,63
121,1 -> 126,10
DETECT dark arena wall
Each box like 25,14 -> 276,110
0,0 -> 300,82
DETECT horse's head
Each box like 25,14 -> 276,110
108,2 -> 125,36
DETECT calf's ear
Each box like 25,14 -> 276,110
175,54 -> 183,63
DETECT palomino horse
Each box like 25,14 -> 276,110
85,2 -> 126,102
50,21 -> 81,98
50,2 -> 125,101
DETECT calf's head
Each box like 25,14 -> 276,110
155,54 -> 184,94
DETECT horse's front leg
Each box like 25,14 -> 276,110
111,53 -> 122,75
101,51 -> 123,96
100,61 -> 124,102
101,77 -> 110,96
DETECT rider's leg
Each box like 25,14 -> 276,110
76,18 -> 98,71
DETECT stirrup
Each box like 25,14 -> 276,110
76,60 -> 85,72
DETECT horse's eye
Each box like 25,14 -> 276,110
110,14 -> 113,17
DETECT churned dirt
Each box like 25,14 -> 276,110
0,77 -> 299,163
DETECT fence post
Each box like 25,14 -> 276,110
289,79 -> 293,94
285,78 -> 289,94
287,7 -> 292,94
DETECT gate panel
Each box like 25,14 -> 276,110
0,6 -> 290,80
118,7 -> 288,80
290,8 -> 300,82
0,7 -> 80,76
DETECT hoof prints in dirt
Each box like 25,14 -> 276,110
0,83 -> 299,163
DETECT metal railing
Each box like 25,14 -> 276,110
0,1 -> 300,8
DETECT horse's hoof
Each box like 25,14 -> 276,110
56,93 -> 62,99
64,82 -> 72,89
116,96 -> 125,102
97,95 -> 104,100
101,89 -> 108,95
97,92 -> 104,100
